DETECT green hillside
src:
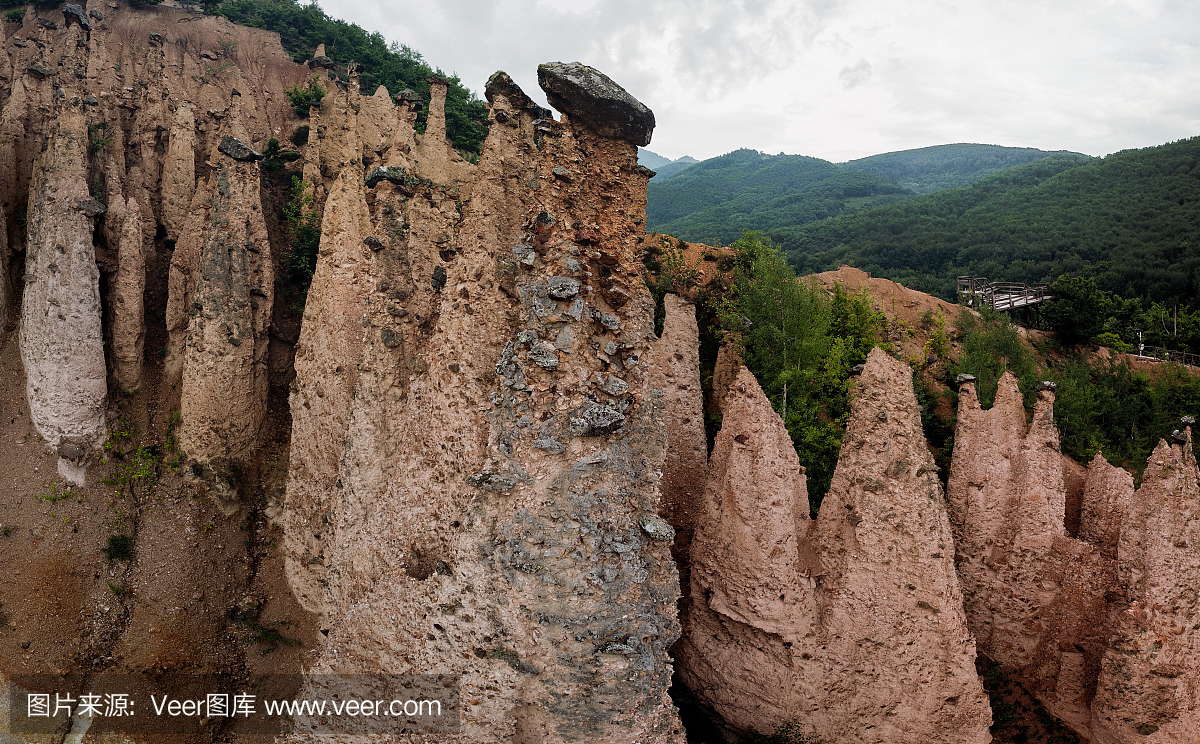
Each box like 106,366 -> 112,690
646,149 -> 910,244
842,143 -> 1088,194
653,156 -> 698,180
779,137 -> 1200,309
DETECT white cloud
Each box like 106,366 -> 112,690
319,0 -> 1200,162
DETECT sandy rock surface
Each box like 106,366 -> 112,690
680,350 -> 991,744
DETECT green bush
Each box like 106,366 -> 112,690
281,175 -> 321,288
950,308 -> 1040,409
284,74 -> 326,116
4,9 -> 23,23
719,231 -> 885,510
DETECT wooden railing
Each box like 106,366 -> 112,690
957,276 -> 1053,311
1135,346 -> 1200,368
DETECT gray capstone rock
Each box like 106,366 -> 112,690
1171,430 -> 1188,444
537,62 -> 655,146
635,164 -> 657,178
955,373 -> 977,385
547,276 -> 580,299
567,402 -> 625,437
640,516 -> 675,543
1035,380 -> 1057,392
1182,415 -> 1196,426
308,55 -> 335,69
393,89 -> 423,108
849,364 -> 865,376
149,31 -> 164,45
467,471 -> 518,494
217,135 -> 263,162
62,4 -> 89,31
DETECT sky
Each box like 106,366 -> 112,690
319,0 -> 1200,163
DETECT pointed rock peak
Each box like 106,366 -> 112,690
485,70 -> 552,118
373,84 -> 389,99
537,61 -> 655,146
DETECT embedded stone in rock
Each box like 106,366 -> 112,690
71,196 -> 106,217
363,236 -> 384,251
547,276 -> 580,299
602,375 -> 628,396
431,265 -> 447,291
512,244 -> 536,266
62,4 -> 89,31
567,402 -> 625,436
217,135 -> 263,162
533,437 -> 565,454
365,165 -> 408,188
27,64 -> 52,79
467,470 -> 518,494
636,164 -> 657,178
149,31 -> 164,45
36,17 -> 56,29
527,341 -> 559,370
381,328 -> 401,348
537,61 -> 655,146
88,9 -> 102,20
595,310 -> 620,330
640,516 -> 675,543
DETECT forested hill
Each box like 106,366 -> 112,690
645,144 -> 1076,245
842,143 -> 1087,194
211,0 -> 489,154
779,137 -> 1200,309
646,149 -> 911,245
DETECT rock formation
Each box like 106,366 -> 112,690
678,349 -> 991,744
173,123 -> 274,500
18,110 -> 107,485
280,61 -> 685,742
949,373 -> 1200,742
1091,430 -> 1199,744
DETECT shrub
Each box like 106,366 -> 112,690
102,534 -> 134,562
284,75 -> 326,116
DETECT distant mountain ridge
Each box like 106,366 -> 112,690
646,143 -> 1081,244
779,137 -> 1200,309
638,148 -> 699,180
842,143 -> 1089,194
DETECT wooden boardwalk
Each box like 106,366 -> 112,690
957,276 -> 1053,312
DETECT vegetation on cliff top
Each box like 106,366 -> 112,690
205,0 -> 489,154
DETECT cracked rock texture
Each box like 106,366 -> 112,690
678,349 -> 991,744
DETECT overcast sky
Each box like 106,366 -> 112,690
320,0 -> 1200,163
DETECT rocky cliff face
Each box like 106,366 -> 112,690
278,62 -> 685,743
678,349 -> 991,744
949,373 -> 1200,742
